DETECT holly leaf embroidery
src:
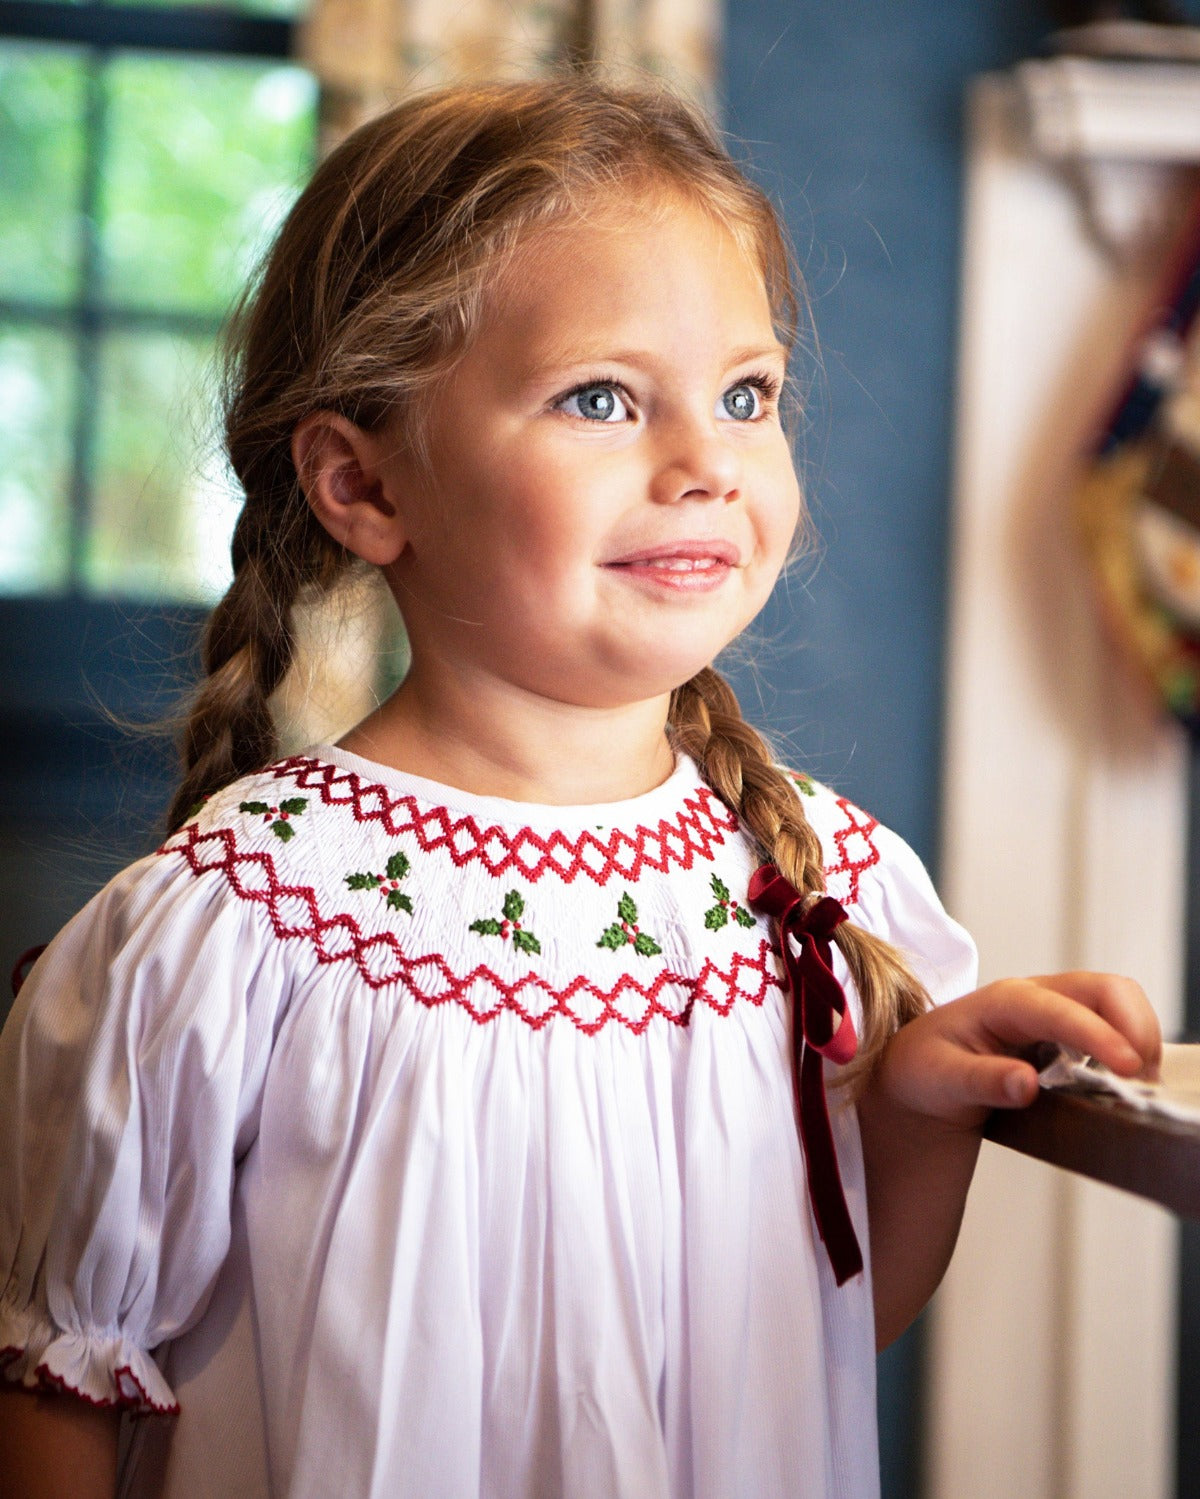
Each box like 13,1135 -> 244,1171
471,918 -> 503,937
385,851 -> 410,881
710,875 -> 730,902
240,801 -> 269,815
791,772 -> 816,797
734,906 -> 756,929
633,933 -> 662,958
346,872 -> 382,891
617,892 -> 638,925
272,820 -> 295,841
704,905 -> 729,931
512,929 -> 542,956
386,889 -> 414,914
279,798 -> 307,816
502,890 -> 525,921
597,924 -> 626,951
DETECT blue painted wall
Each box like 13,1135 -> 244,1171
718,6 -> 1049,1493
721,2 -> 1046,866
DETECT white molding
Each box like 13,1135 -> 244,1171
1018,58 -> 1200,162
926,74 -> 1189,1499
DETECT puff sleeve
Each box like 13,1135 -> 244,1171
848,819 -> 978,1008
0,848 -> 288,1414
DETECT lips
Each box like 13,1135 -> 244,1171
604,540 -> 742,569
602,539 -> 742,594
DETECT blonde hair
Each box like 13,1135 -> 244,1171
169,75 -> 926,1071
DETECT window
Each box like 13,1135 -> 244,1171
0,0 -> 317,604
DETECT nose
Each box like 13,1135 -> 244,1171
649,411 -> 743,505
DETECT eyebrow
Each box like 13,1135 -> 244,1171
523,342 -> 788,382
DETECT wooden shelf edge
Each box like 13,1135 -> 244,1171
984,1088 -> 1200,1219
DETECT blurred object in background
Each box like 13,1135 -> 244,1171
1073,186 -> 1200,724
299,0 -> 718,147
1043,0 -> 1192,31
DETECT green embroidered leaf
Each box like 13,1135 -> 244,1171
710,875 -> 730,902
385,851 -> 410,881
734,906 -> 757,929
633,933 -> 662,958
471,918 -> 503,937
279,798 -> 307,816
386,890 -> 413,914
346,872 -> 382,890
512,929 -> 542,956
240,801 -> 269,815
272,820 -> 295,841
791,773 -> 815,797
502,890 -> 525,921
617,892 -> 638,925
187,799 -> 208,820
597,925 -> 626,951
704,905 -> 728,931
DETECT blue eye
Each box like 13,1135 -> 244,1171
559,383 -> 630,422
719,383 -> 762,421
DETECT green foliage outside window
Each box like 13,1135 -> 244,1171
0,24 -> 317,603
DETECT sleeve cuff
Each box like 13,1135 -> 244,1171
0,1296 -> 179,1416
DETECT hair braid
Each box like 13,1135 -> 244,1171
166,496 -> 345,833
669,667 -> 928,1080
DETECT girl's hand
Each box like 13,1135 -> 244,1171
862,971 -> 1160,1348
876,972 -> 1162,1132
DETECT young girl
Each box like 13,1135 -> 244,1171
0,78 -> 1159,1499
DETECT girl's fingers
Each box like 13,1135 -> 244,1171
1027,971 -> 1162,1075
991,975 -> 1160,1078
879,970 -> 1162,1127
930,1049 -> 1039,1112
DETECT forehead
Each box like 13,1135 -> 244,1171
475,194 -> 778,374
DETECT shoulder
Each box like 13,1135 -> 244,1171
21,756 -> 356,999
785,771 -> 979,1006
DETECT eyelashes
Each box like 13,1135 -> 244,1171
733,370 -> 782,403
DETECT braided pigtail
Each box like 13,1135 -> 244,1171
669,667 -> 928,1082
165,488 -> 347,833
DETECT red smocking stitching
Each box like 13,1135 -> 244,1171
824,797 -> 880,907
158,824 -> 785,1031
257,757 -> 740,886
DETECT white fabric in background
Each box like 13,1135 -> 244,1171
0,750 -> 976,1499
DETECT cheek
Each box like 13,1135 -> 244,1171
754,459 -> 803,560
493,452 -> 613,560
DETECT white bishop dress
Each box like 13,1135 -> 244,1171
0,748 -> 976,1499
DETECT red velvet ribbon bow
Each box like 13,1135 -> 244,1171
748,864 -> 863,1286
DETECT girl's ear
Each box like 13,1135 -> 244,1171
292,412 -> 408,566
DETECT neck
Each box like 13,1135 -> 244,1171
337,661 -> 677,806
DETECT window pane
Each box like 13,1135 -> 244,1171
0,327 -> 75,594
86,331 -> 239,602
0,43 -> 87,304
18,0 -> 307,13
100,56 -> 316,316
110,0 -> 307,14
